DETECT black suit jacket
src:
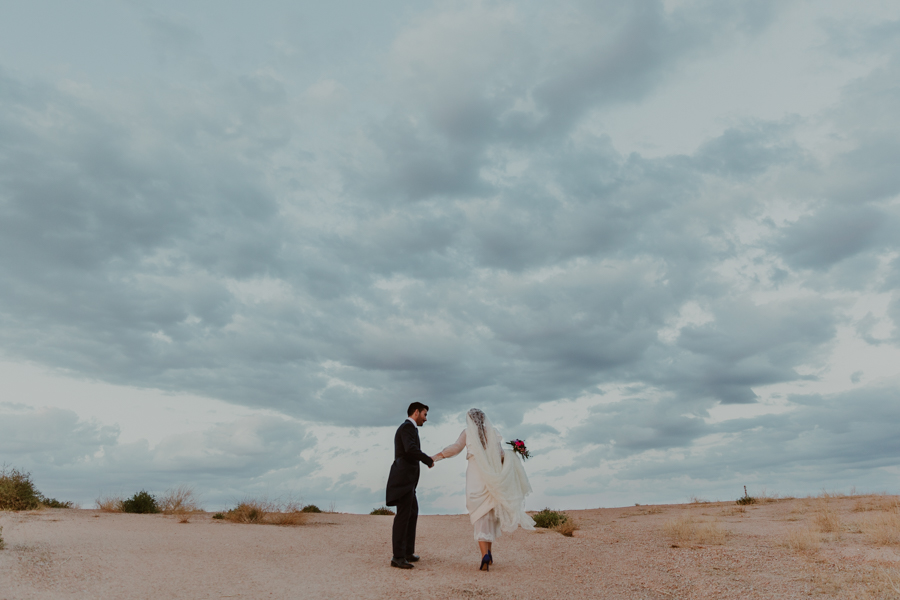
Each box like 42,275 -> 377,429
385,420 -> 434,506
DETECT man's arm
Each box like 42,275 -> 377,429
400,424 -> 435,468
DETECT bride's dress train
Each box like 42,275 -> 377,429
435,410 -> 534,541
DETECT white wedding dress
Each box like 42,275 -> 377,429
435,411 -> 534,541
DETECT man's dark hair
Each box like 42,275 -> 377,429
407,402 -> 429,416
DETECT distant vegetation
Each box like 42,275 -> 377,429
0,466 -> 73,511
121,490 -> 161,514
301,504 -> 322,513
532,508 -> 567,528
531,508 -> 579,536
160,486 -> 202,522
222,498 -> 308,526
664,515 -> 727,546
736,485 -> 757,505
370,506 -> 395,515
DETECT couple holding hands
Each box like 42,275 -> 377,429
385,402 -> 535,571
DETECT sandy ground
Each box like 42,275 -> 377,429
2,496 -> 899,599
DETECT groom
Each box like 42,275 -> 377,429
385,402 -> 434,569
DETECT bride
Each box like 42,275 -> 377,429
431,408 -> 535,571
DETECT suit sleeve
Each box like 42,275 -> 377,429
400,424 -> 435,468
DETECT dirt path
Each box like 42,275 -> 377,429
1,496 -> 898,599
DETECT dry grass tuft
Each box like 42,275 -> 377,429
96,495 -> 123,512
782,526 -> 820,554
225,501 -> 269,523
813,503 -> 843,537
853,494 -> 900,513
817,489 -> 853,500
553,518 -> 580,537
224,498 -> 308,526
160,485 -> 202,514
160,486 -> 202,523
694,520 -> 727,544
861,510 -> 900,546
664,515 -> 727,545
755,488 -> 790,504
877,567 -> 900,596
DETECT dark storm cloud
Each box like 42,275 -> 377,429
0,70 -> 844,430
568,395 -> 709,455
359,0 -> 785,202
609,384 -> 900,483
0,0 -> 897,459
776,205 -> 887,269
663,297 -> 838,404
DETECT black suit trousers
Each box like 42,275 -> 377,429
392,490 -> 418,559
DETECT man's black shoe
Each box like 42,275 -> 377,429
405,554 -> 420,562
391,557 -> 413,569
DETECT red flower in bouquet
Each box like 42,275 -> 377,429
505,439 -> 531,460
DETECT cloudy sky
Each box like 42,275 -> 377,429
1,0 -> 899,513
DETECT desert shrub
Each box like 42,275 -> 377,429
0,467 -> 43,511
212,512 -> 225,519
41,497 -> 73,509
0,525 -> 4,550
96,495 -> 123,512
301,504 -> 322,513
226,501 -> 267,523
121,490 -> 160,514
664,515 -> 727,545
532,508 -> 568,529
0,467 -> 73,511
224,498 -> 307,526
370,506 -> 395,516
736,485 -> 756,505
160,485 -> 201,515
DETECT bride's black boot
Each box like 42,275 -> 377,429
479,554 -> 490,571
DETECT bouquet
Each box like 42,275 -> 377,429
505,439 -> 531,460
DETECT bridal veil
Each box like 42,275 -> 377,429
465,409 -> 535,533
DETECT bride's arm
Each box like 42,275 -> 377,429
432,430 -> 466,462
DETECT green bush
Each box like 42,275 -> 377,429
370,506 -> 395,516
121,490 -> 160,514
0,467 -> 73,511
0,467 -> 43,511
41,497 -> 74,509
212,512 -> 225,520
532,508 -> 569,529
301,504 -> 322,513
736,485 -> 756,505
